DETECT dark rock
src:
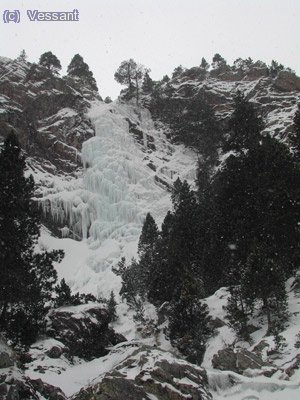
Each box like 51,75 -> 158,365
212,347 -> 271,374
236,349 -> 272,371
45,345 -> 64,359
72,345 -> 212,400
0,369 -> 66,400
212,348 -> 238,372
208,317 -> 226,330
0,352 -> 14,369
285,354 -> 300,377
47,305 -> 126,360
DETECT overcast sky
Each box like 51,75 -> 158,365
0,0 -> 299,99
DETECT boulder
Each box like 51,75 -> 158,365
212,348 -> 238,372
45,345 -> 64,359
212,347 -> 271,374
0,370 -> 66,400
0,352 -> 14,369
47,304 -> 126,360
72,345 -> 212,400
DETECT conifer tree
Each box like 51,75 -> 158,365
54,278 -> 72,307
142,71 -> 154,94
39,51 -> 62,74
107,291 -> 118,322
67,54 -> 98,91
225,91 -> 263,152
138,213 -> 159,256
114,59 -> 148,105
0,132 -> 64,347
172,65 -> 184,79
200,57 -> 209,70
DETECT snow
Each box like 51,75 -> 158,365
29,99 -> 300,400
27,342 -> 138,396
37,100 -> 197,300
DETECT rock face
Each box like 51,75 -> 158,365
0,56 -> 99,173
72,345 -> 212,400
46,304 -> 126,360
0,340 -> 15,369
212,347 -> 272,374
147,58 -> 300,142
0,352 -> 14,369
0,370 -> 66,400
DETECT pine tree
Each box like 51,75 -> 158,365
0,132 -> 63,347
200,57 -> 209,70
225,91 -> 263,152
114,59 -> 148,104
269,60 -> 284,77
39,51 -> 62,74
172,65 -> 184,79
240,244 -> 288,335
212,53 -> 226,64
142,71 -> 154,94
54,278 -> 72,307
67,54 -> 98,91
138,213 -> 159,256
17,50 -> 27,62
169,276 -> 212,364
107,291 -> 118,322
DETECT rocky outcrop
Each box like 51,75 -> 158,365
147,58 -> 300,143
0,57 -> 98,173
46,304 -> 126,360
0,340 -> 15,369
212,347 -> 272,374
72,345 -> 212,400
0,370 -> 66,400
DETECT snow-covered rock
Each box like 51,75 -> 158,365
71,344 -> 212,400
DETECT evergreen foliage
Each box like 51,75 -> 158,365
0,132 -> 64,347
269,60 -> 284,77
39,51 -> 62,74
107,291 -> 118,322
142,71 -> 154,94
114,59 -> 149,104
17,50 -> 27,62
67,54 -> 98,91
225,91 -> 263,152
54,278 -> 72,307
212,53 -> 226,64
200,58 -> 209,70
172,65 -> 184,79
